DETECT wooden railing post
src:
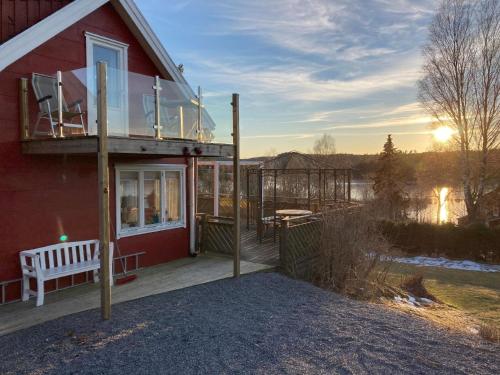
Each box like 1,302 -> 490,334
56,71 -> 64,138
197,86 -> 203,142
179,106 -> 184,138
153,75 -> 162,139
279,218 -> 289,272
232,93 -> 240,278
97,61 -> 111,321
19,78 -> 29,140
213,161 -> 219,216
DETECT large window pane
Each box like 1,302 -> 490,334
165,171 -> 181,222
120,171 -> 139,228
93,45 -> 120,108
144,171 -> 161,225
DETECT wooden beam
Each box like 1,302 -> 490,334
106,138 -> 233,157
22,137 -> 233,157
22,137 -> 99,154
19,78 -> 29,140
232,93 -> 240,278
97,62 -> 111,321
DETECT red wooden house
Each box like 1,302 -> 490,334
0,0 -> 234,303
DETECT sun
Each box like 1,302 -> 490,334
433,126 -> 455,143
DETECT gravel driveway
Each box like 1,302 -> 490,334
0,272 -> 498,374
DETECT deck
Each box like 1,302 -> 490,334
0,254 -> 272,336
241,228 -> 279,266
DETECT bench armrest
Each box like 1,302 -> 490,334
20,251 -> 38,259
20,252 -> 41,274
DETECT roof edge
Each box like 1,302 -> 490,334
0,0 -> 108,72
0,0 -> 187,86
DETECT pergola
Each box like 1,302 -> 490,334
246,168 -> 352,240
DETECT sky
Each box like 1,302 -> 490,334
136,0 -> 438,158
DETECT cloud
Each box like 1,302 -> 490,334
138,0 -> 437,155
324,115 -> 432,130
189,51 -> 421,103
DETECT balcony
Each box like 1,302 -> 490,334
19,67 -> 234,158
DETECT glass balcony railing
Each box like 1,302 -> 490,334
24,67 -> 227,144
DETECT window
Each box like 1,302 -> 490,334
116,165 -> 186,237
85,32 -> 129,136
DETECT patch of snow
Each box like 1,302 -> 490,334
419,298 -> 434,305
387,256 -> 500,272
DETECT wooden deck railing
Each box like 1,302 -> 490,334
197,214 -> 234,255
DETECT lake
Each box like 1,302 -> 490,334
350,180 -> 467,224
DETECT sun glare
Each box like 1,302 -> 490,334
433,126 -> 454,143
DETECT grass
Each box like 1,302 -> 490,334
382,262 -> 500,327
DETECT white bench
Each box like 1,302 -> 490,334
19,240 -> 114,307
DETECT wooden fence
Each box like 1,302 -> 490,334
278,205 -> 361,280
197,214 -> 234,255
279,215 -> 322,279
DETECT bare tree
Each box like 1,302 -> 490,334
313,133 -> 336,166
418,0 -> 500,222
474,0 -> 500,205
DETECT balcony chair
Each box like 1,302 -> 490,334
31,73 -> 86,137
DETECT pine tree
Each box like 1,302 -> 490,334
373,135 -> 408,220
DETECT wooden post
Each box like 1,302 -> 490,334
153,75 -> 162,139
213,161 -> 219,216
273,169 -> 277,242
246,169 -> 250,230
232,93 -> 240,278
56,71 -> 64,138
197,86 -> 202,142
97,62 -> 111,320
179,106 -> 184,138
19,78 -> 29,140
279,218 -> 289,272
188,158 -> 196,254
257,169 -> 263,243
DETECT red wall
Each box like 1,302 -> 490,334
0,3 -> 190,290
0,0 -> 72,44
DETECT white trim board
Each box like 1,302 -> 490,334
0,0 -> 188,87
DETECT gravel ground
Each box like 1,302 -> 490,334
0,272 -> 498,375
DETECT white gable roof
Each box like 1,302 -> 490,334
0,0 -> 186,84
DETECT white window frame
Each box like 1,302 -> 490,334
116,164 -> 187,238
85,32 -> 129,135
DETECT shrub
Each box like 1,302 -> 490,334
479,323 -> 500,343
400,273 -> 437,301
314,206 -> 392,298
380,221 -> 500,263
